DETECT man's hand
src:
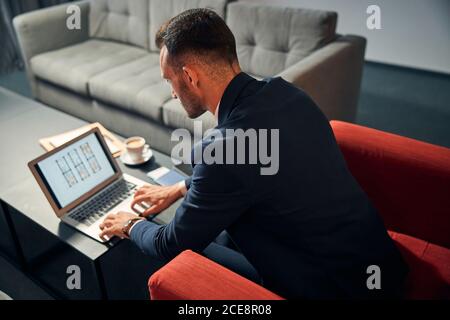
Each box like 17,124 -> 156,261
99,211 -> 141,240
131,183 -> 185,217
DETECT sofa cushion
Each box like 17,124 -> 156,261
89,54 -> 172,121
89,0 -> 149,49
388,231 -> 450,299
148,0 -> 228,52
162,98 -> 216,133
30,40 -> 147,95
227,3 -> 337,78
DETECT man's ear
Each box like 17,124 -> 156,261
182,66 -> 199,89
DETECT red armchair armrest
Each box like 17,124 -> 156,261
149,250 -> 283,300
148,122 -> 450,300
330,120 -> 450,248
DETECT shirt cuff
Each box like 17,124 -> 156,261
178,180 -> 188,196
128,219 -> 145,236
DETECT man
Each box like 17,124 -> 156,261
99,9 -> 407,299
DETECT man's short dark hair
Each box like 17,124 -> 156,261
156,8 -> 238,66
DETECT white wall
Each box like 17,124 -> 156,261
241,0 -> 450,74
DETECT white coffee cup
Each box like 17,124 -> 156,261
124,136 -> 149,161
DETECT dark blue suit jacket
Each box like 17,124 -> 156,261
131,73 -> 407,298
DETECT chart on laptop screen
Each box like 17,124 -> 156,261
37,133 -> 115,208
55,142 -> 102,187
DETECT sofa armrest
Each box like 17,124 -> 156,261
330,120 -> 450,248
149,250 -> 284,300
13,0 -> 90,95
278,35 -> 366,122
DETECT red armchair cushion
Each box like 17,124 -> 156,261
149,230 -> 450,300
330,120 -> 450,248
388,231 -> 450,299
148,122 -> 450,300
149,250 -> 284,300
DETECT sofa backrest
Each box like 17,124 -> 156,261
89,0 -> 149,49
148,0 -> 228,52
227,2 -> 337,78
89,0 -> 228,51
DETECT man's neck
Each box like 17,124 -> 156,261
205,70 -> 241,115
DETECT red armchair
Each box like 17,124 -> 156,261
148,121 -> 450,299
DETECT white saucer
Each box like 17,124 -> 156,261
120,149 -> 153,166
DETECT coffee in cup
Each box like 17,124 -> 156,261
124,136 -> 149,161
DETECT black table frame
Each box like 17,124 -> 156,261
0,88 -> 186,299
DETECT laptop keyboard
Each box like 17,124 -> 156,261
68,180 -> 137,226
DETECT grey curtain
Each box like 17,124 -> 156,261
0,0 -> 73,75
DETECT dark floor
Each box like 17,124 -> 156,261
357,62 -> 450,148
0,70 -> 31,98
0,255 -> 54,300
0,62 -> 449,299
1,63 -> 449,148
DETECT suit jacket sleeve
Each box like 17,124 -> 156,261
130,162 -> 251,261
184,176 -> 192,190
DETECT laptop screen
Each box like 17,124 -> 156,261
35,132 -> 116,208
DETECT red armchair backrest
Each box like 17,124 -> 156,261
331,121 -> 450,248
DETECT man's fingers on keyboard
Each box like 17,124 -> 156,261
103,214 -> 115,222
131,195 -> 153,211
131,203 -> 141,214
142,205 -> 159,217
134,188 -> 148,197
131,201 -> 150,214
131,194 -> 151,205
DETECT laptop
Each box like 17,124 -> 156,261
28,127 -> 149,243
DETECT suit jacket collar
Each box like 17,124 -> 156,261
217,72 -> 255,125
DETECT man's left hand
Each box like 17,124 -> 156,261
99,211 -> 139,240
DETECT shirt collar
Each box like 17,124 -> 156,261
216,72 -> 255,126
214,100 -> 220,124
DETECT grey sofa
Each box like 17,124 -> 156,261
13,0 -> 366,155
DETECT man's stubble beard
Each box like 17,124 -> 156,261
178,81 -> 207,119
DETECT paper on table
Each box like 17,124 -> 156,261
48,126 -> 121,154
